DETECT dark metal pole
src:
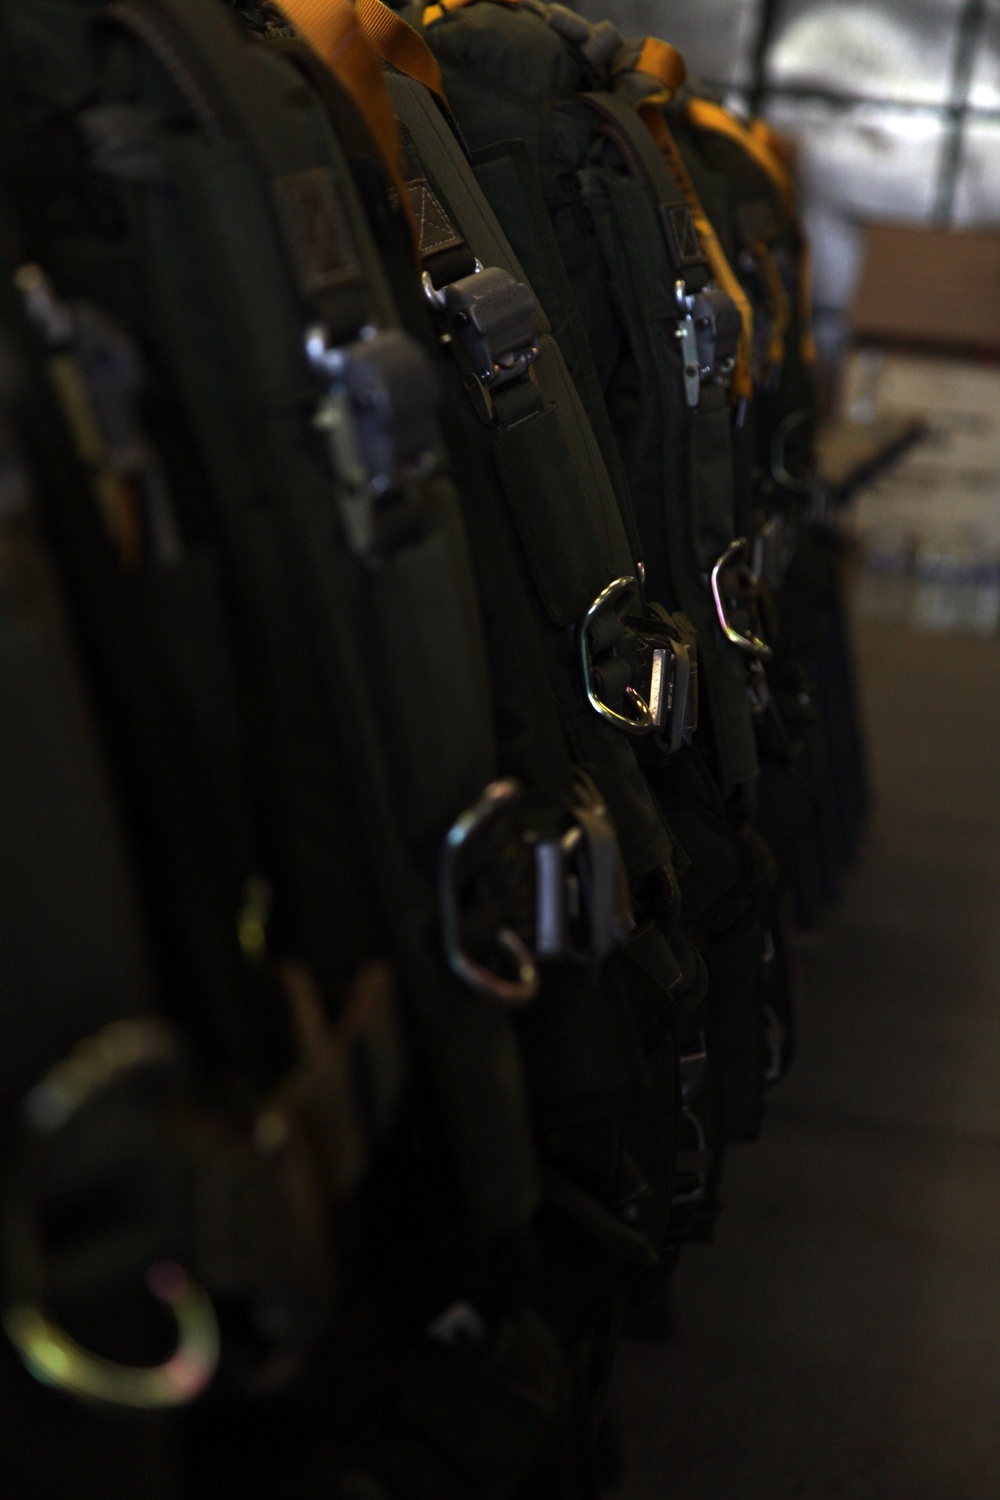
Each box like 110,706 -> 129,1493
934,0 -> 987,224
748,0 -> 783,115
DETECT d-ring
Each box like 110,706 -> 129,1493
4,1260 -> 220,1409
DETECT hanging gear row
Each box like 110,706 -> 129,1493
0,1 -> 866,1496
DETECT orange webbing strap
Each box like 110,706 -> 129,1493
688,100 -> 818,367
356,0 -> 448,108
752,239 -> 790,376
686,98 -> 796,215
279,0 -> 418,253
634,37 -> 686,97
636,99 -> 753,402
749,116 -> 817,365
424,0 -> 518,24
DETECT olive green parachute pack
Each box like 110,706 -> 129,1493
0,0 -> 830,1494
0,1 -> 754,1493
0,3 -> 632,1493
374,0 -> 812,1147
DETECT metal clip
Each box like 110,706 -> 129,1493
440,779 -> 539,1007
710,539 -> 772,660
534,801 -> 624,965
674,280 -> 701,408
580,577 -> 656,735
432,265 -> 540,423
648,636 -> 697,752
307,325 -> 439,559
675,281 -> 741,407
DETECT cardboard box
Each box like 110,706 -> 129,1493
851,223 -> 1000,353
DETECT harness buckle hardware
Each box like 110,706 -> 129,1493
307,325 -> 439,559
430,264 -> 540,423
440,779 -> 540,1008
580,577 -> 655,735
674,280 -> 741,407
534,802 -> 624,964
643,633 -> 697,751
710,538 -> 772,660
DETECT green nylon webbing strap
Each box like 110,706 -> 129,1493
577,89 -> 711,294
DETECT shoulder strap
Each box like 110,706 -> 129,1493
272,0 -> 424,251
602,84 -> 754,401
685,99 -> 817,368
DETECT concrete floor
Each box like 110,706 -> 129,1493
615,617 -> 1000,1499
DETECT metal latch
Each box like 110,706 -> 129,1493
580,576 -> 655,735
674,280 -> 741,407
306,325 -> 439,560
534,799 -> 626,965
425,264 -> 540,422
644,634 -> 697,752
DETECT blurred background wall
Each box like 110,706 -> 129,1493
575,1 -> 1000,363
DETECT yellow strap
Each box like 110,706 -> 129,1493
686,98 -> 796,215
634,37 -> 686,97
687,100 -> 819,368
278,0 -> 418,253
424,0 -> 517,22
636,100 -> 754,402
752,239 -> 790,375
356,0 -> 449,106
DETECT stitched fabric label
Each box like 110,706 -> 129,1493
406,176 -> 465,259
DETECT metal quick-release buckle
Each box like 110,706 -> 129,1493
534,799 -> 626,965
440,779 -> 627,1006
674,280 -> 741,408
580,577 -> 655,736
424,264 -> 540,423
581,580 -> 697,748
629,625 -> 698,753
710,538 -> 772,660
307,325 -> 439,560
